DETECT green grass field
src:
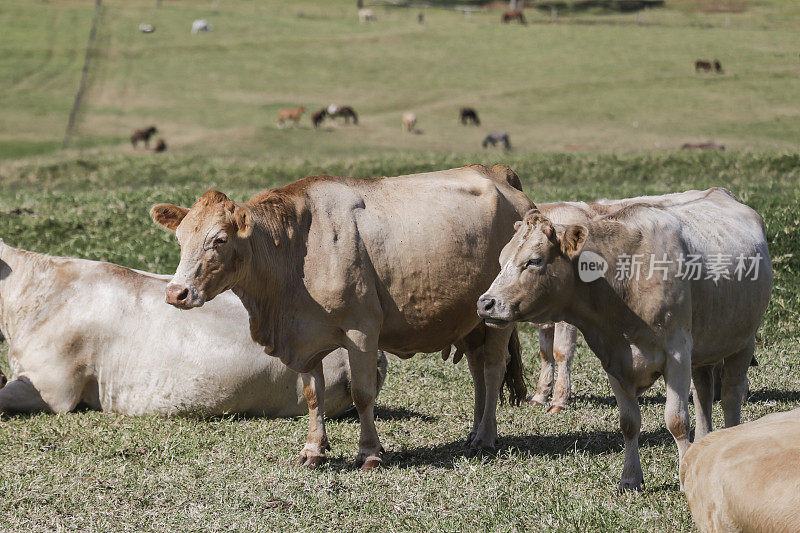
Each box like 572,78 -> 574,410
0,152 -> 798,530
2,0 -> 800,160
2,0 -> 800,530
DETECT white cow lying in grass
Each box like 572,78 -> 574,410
479,188 -> 772,490
0,239 -> 387,417
682,407 -> 800,532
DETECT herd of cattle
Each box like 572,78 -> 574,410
277,104 -> 514,151
1,164 -> 795,531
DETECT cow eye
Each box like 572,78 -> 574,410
212,235 -> 228,247
525,257 -> 543,269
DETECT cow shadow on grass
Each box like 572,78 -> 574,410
575,389 -> 800,407
379,427 -> 675,470
336,404 -> 437,422
571,393 -> 666,407
746,389 -> 800,403
322,425 -> 674,473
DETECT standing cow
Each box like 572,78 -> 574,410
151,164 -> 533,468
478,188 -> 772,490
0,240 -> 386,417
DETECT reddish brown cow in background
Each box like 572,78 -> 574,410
131,126 -> 157,148
502,10 -> 527,24
277,106 -> 306,128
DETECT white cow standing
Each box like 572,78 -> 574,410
191,19 -> 213,35
479,188 -> 772,491
358,9 -> 376,22
0,239 -> 387,417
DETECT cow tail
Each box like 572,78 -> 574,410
502,327 -> 527,406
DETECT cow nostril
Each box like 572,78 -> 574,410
177,288 -> 189,302
482,297 -> 496,312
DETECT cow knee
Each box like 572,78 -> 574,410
620,411 -> 640,441
666,409 -> 689,441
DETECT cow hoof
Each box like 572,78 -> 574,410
354,454 -> 383,470
466,443 -> 496,458
295,452 -> 326,468
618,478 -> 644,493
463,431 -> 477,447
546,404 -> 566,413
528,393 -> 548,407
361,457 -> 383,471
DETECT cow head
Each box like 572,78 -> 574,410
478,210 -> 587,327
151,190 -> 253,309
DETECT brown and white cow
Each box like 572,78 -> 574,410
0,240 -> 386,417
151,164 -> 533,469
479,188 -> 772,490
681,407 -> 800,532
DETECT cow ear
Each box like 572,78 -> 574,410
150,204 -> 189,231
234,205 -> 253,239
514,220 -> 523,230
561,225 -> 588,259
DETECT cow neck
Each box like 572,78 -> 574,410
560,221 -> 643,350
232,207 -> 308,358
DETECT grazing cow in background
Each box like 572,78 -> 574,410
358,8 -> 376,22
479,188 -> 772,491
695,60 -> 713,72
131,126 -> 157,149
154,139 -> 167,152
460,107 -> 480,126
277,106 -> 306,129
682,141 -> 725,150
714,60 -> 724,73
402,112 -> 416,133
139,23 -> 155,34
330,106 -> 358,125
483,132 -> 511,150
502,10 -> 527,24
191,19 -> 212,34
418,12 -> 424,24
151,164 -> 533,469
311,108 -> 328,129
682,408 -> 800,533
0,240 -> 387,417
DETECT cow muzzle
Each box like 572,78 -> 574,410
165,283 -> 205,309
477,294 -> 514,328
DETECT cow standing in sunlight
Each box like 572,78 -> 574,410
151,164 -> 532,469
479,188 -> 772,491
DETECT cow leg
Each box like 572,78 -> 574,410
664,334 -> 693,491
465,347 -> 486,445
608,373 -> 643,491
295,363 -> 329,468
548,322 -> 577,412
531,324 -> 555,406
691,365 -> 714,442
348,348 -> 383,470
721,337 -> 754,428
468,326 -> 512,451
0,377 -> 51,414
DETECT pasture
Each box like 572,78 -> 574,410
2,0 -> 800,159
0,152 -> 798,530
2,0 -> 800,530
